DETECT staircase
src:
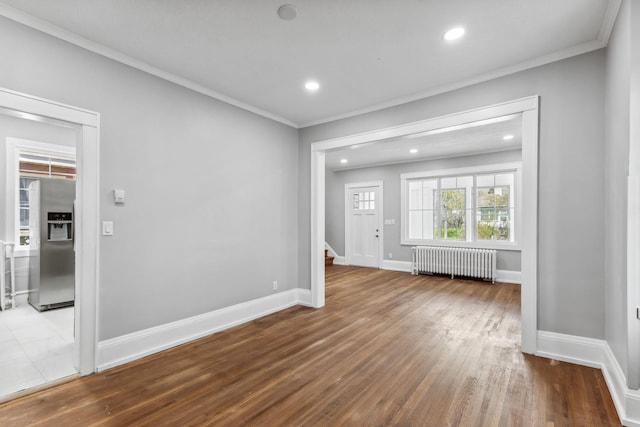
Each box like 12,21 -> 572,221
324,249 -> 334,266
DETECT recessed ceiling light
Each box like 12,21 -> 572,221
444,27 -> 465,41
305,81 -> 320,92
410,148 -> 418,154
503,134 -> 514,141
277,4 -> 298,21
340,158 -> 348,164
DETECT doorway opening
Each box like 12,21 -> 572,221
312,96 -> 539,354
0,88 -> 100,398
2,135 -> 78,397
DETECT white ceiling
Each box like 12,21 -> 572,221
325,114 -> 522,171
0,0 -> 619,128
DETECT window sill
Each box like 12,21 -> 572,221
401,239 -> 521,251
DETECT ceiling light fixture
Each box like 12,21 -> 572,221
410,148 -> 418,154
277,4 -> 298,21
503,134 -> 515,141
444,27 -> 465,41
340,158 -> 348,164
305,81 -> 320,92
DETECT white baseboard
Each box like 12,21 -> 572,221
537,330 -> 640,426
97,288 -> 310,372
295,288 -> 312,306
332,256 -> 346,265
496,269 -> 521,284
381,259 -> 412,272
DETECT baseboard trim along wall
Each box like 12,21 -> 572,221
333,256 -> 346,265
381,260 -> 412,272
379,259 -> 521,284
97,288 -> 312,372
537,330 -> 640,427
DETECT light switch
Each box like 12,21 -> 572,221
102,221 -> 114,236
113,189 -> 125,204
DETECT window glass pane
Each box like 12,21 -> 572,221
19,189 -> 29,207
422,210 -> 434,239
477,187 -> 495,208
370,201 -> 375,210
20,161 -> 49,174
422,179 -> 437,210
370,191 -> 375,201
364,201 -> 369,210
495,173 -> 513,187
477,180 -> 512,241
20,233 -> 30,246
457,175 -> 473,188
441,177 -> 456,189
409,211 -> 423,239
359,201 -> 364,210
439,188 -> 465,240
409,181 -> 422,209
19,208 -> 29,227
476,174 -> 494,187
404,169 -> 516,244
440,212 -> 466,240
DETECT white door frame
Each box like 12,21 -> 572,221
0,87 -> 100,375
344,181 -> 384,268
311,96 -> 539,354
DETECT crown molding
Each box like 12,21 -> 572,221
0,4 -> 299,129
299,38 -> 606,128
598,0 -> 622,45
1,1 -> 621,131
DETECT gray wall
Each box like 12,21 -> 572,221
300,50 -> 606,339
0,17 -> 299,341
605,0 -> 640,390
326,150 -> 522,271
0,115 -> 77,298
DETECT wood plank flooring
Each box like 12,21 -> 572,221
0,266 -> 621,426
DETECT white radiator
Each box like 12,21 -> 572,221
411,246 -> 497,283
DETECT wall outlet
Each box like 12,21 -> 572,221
272,280 -> 278,291
388,253 -> 393,259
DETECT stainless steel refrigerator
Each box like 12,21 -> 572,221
28,178 -> 75,311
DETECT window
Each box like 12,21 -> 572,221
5,138 -> 76,253
401,163 -> 520,248
353,191 -> 375,211
17,153 -> 76,247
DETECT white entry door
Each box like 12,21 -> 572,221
346,183 -> 382,268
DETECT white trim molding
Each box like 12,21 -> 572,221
332,256 -> 346,265
98,288 -> 313,371
0,87 -> 100,376
311,96 -> 539,355
537,330 -> 640,427
496,270 -> 521,284
382,260 -> 412,273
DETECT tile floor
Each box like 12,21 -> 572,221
0,305 -> 76,398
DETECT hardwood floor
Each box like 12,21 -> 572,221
0,265 -> 621,426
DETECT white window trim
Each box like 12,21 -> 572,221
400,162 -> 522,250
5,137 -> 76,257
